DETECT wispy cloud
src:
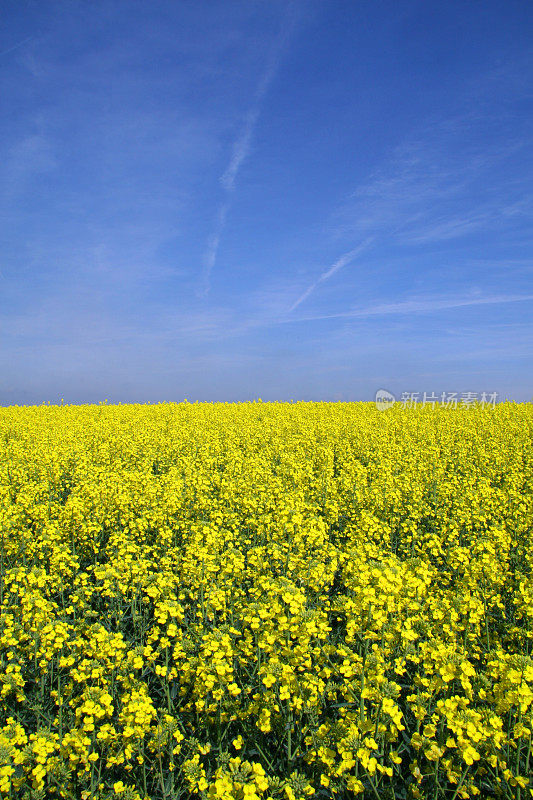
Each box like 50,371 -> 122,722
285,292 -> 533,324
200,2 -> 299,295
1,133 -> 55,202
287,98 -> 533,313
288,238 -> 373,312
328,81 -> 533,253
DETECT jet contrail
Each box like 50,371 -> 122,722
0,36 -> 33,58
285,292 -> 533,323
289,238 -> 374,312
200,2 -> 300,295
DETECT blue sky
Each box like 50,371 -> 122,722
1,0 -> 532,404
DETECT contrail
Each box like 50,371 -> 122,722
220,14 -> 294,193
200,2 -> 299,295
0,36 -> 33,58
199,202 -> 230,297
220,106 -> 261,194
284,292 -> 533,323
289,238 -> 374,312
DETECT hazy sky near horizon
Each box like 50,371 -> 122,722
1,0 -> 532,404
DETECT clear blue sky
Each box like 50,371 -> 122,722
1,0 -> 532,404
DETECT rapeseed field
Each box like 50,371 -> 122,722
1,401 -> 532,800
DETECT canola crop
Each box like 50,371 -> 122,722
0,401 -> 532,800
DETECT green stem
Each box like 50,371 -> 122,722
450,766 -> 470,800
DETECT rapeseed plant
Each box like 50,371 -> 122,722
0,401 -> 531,798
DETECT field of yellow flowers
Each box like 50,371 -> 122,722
1,401 -> 532,800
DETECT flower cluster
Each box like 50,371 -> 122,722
0,400 -> 532,798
